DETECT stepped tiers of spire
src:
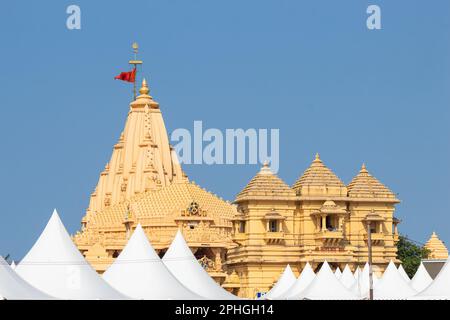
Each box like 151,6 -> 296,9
75,76 -> 403,299
74,79 -> 237,286
227,154 -> 401,298
425,232 -> 449,260
85,79 -> 187,216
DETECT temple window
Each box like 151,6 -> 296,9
239,221 -> 246,233
268,220 -> 278,232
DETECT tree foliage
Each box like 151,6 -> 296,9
396,235 -> 430,278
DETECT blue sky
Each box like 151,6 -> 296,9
0,0 -> 449,260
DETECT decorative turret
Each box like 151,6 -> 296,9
235,162 -> 296,202
425,232 -> 449,260
347,164 -> 399,202
292,153 -> 347,197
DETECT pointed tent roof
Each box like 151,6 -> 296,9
103,224 -> 201,300
410,263 -> 433,293
1,256 -> 54,300
414,258 -> 450,299
340,265 -> 356,289
292,154 -> 347,195
335,267 -> 342,279
290,261 -> 358,300
236,163 -> 296,202
263,265 -> 296,300
278,262 -> 316,299
398,265 -> 410,282
347,164 -> 398,201
351,262 -> 380,298
373,261 -> 416,299
10,261 -> 16,270
424,232 -> 449,260
162,230 -> 239,300
353,267 -> 361,279
15,210 -> 128,300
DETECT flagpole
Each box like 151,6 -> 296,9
129,42 -> 143,100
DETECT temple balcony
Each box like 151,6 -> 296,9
264,231 -> 284,244
364,232 -> 385,244
315,230 -> 344,245
232,233 -> 247,242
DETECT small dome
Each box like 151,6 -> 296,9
425,232 -> 449,260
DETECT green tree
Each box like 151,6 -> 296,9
396,235 -> 430,278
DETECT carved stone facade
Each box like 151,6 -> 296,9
226,158 -> 401,298
75,78 -> 404,299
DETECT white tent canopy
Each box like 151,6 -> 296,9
277,262 -> 315,299
263,264 -> 296,300
373,261 -> 416,300
414,258 -> 450,299
335,267 -> 342,279
410,262 -> 433,293
16,209 -> 128,300
351,262 -> 379,298
339,265 -> 356,289
290,261 -> 358,300
162,230 -> 239,300
398,265 -> 410,282
1,256 -> 54,300
10,261 -> 16,270
103,224 -> 202,300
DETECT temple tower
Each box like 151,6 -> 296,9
85,79 -> 187,219
425,232 -> 449,259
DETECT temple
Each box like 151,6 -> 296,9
227,157 -> 400,297
74,56 -> 404,298
425,232 -> 449,260
74,79 -> 237,284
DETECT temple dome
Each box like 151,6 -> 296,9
347,164 -> 398,201
292,154 -> 347,197
425,232 -> 449,260
235,163 -> 297,202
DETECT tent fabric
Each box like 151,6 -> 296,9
334,267 -> 342,279
10,261 -> 16,270
277,262 -> 315,299
263,265 -> 296,300
290,261 -> 358,300
162,230 -> 239,300
0,256 -> 54,300
263,264 -> 297,299
410,262 -> 433,293
15,210 -> 128,300
413,258 -> 450,299
398,265 -> 410,282
103,224 -> 202,300
373,261 -> 416,300
340,265 -> 356,289
350,262 -> 379,298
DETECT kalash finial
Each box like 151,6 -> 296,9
139,78 -> 150,95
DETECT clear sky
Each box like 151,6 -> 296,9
0,0 -> 449,261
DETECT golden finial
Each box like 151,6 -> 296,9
313,153 -> 321,163
139,78 -> 150,95
132,42 -> 139,54
360,163 -> 368,173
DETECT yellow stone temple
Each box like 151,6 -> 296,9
74,78 -> 237,283
425,232 -> 449,260
74,52 -> 405,298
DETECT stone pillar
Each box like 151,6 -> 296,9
321,215 -> 326,232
